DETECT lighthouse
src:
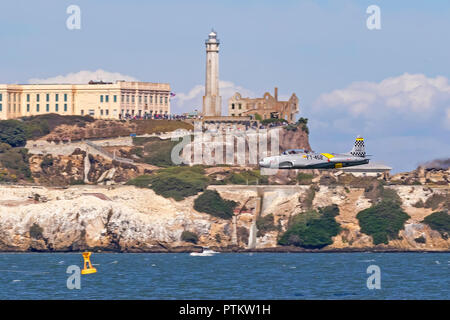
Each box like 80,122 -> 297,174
202,30 -> 222,117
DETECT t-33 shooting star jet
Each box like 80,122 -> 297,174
259,136 -> 369,169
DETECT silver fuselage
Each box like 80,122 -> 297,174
259,151 -> 369,169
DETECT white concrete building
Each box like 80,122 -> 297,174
0,81 -> 171,120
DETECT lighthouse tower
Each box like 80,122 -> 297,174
202,30 -> 222,117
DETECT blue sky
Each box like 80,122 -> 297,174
1,0 -> 449,172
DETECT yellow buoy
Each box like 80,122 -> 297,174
81,252 -> 97,275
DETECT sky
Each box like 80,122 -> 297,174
0,0 -> 449,173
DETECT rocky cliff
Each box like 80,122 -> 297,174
0,184 -> 447,252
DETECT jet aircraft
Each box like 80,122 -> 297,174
259,136 -> 369,169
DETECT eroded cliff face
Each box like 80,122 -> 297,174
0,185 -> 448,252
28,151 -> 143,186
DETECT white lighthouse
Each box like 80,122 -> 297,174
202,30 -> 222,117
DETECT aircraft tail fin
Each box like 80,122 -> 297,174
350,135 -> 366,157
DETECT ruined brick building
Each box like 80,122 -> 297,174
228,87 -> 299,122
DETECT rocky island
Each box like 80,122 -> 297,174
0,115 -> 448,252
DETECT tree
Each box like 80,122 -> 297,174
0,120 -> 27,147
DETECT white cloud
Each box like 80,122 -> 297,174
314,73 -> 450,129
309,73 -> 450,173
171,80 -> 255,115
28,69 -> 139,84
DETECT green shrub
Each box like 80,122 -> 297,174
422,211 -> 450,238
126,174 -> 153,188
69,178 -> 85,185
0,147 -> 31,181
0,120 -> 28,147
29,223 -> 44,239
284,117 -> 309,134
224,169 -> 268,185
256,214 -> 278,237
40,154 -> 54,169
296,117 -> 309,134
278,204 -> 341,249
181,231 -> 198,244
356,201 -> 410,245
130,146 -> 144,158
194,189 -> 237,219
261,118 -> 287,125
424,193 -> 448,210
147,166 -> 209,201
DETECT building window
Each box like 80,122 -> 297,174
26,104 -> 30,112
100,109 -> 104,116
36,94 -> 40,102
27,94 -> 30,102
55,104 -> 58,112
46,104 -> 49,112
64,104 -> 67,112
126,95 -> 129,103
160,96 -> 163,104
165,96 -> 168,105
114,95 -> 117,103
105,95 -> 109,103
132,95 -> 135,103
0,103 -> 2,112
231,104 -> 235,109
138,96 -> 141,103
64,94 -> 67,102
239,104 -> 242,109
144,96 -> 147,103
55,94 -> 59,102
36,104 -> 40,112
89,109 -> 94,116
150,96 -> 153,104
121,95 -> 124,102
46,94 -> 49,102
0,93 -> 2,101
100,95 -> 103,103
106,109 -> 109,115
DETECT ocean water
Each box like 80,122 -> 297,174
0,252 -> 448,300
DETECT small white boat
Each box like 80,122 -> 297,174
189,248 -> 219,257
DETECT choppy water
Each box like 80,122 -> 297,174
0,252 -> 448,299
